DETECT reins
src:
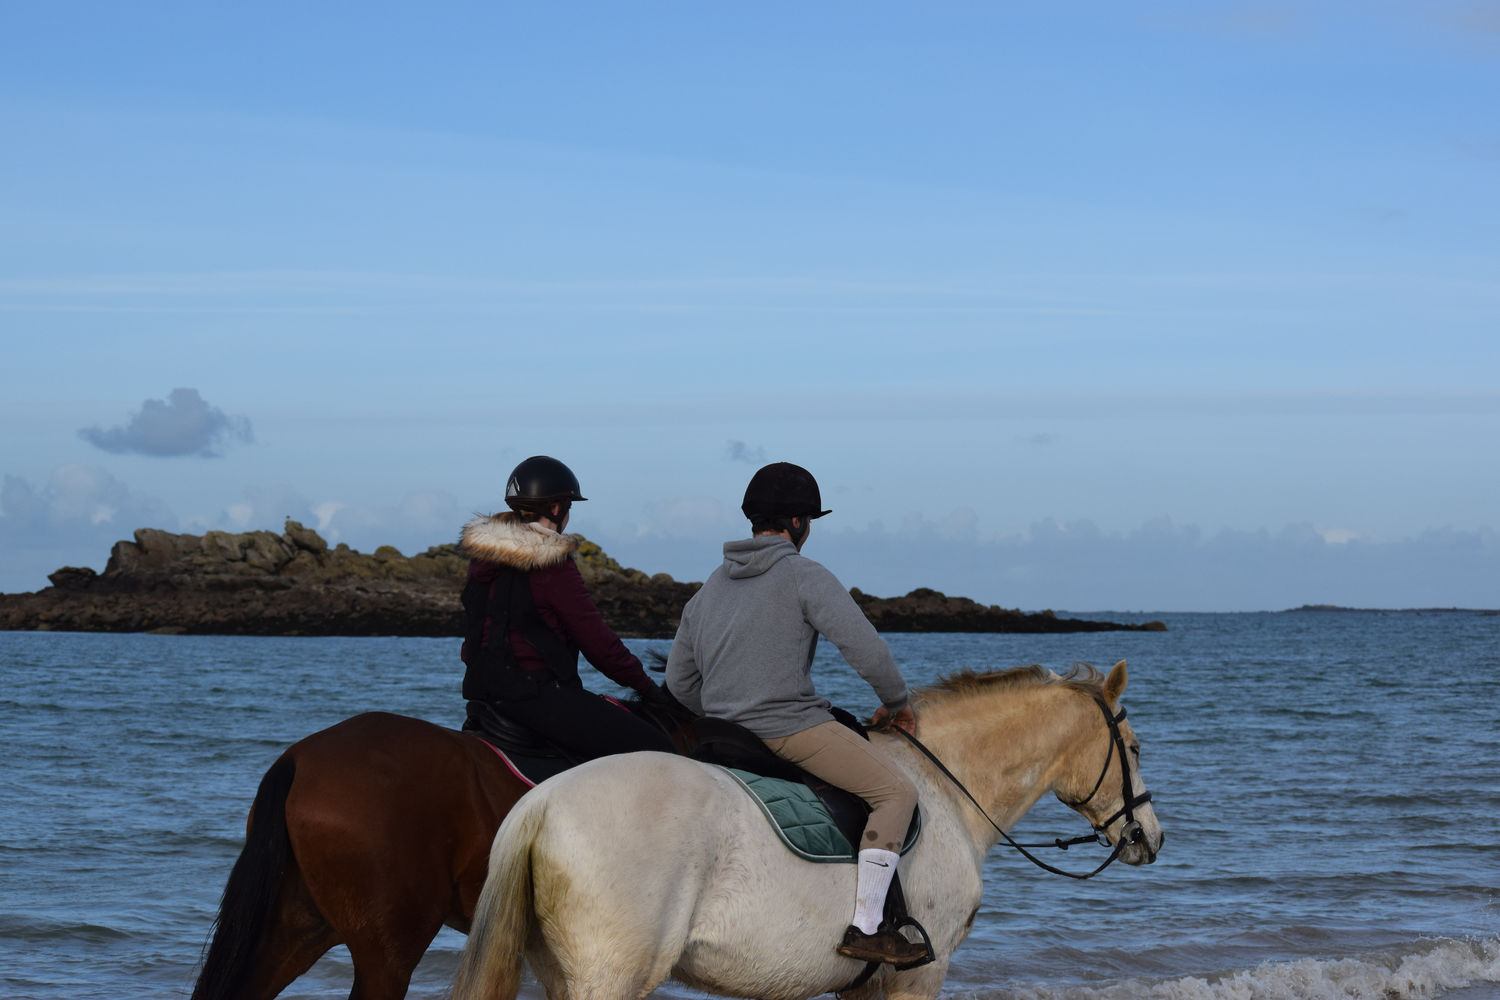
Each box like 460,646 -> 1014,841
880,693 -> 1150,881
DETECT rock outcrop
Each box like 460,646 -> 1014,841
0,522 -> 1163,637
851,587 -> 1165,633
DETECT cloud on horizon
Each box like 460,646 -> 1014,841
0,469 -> 467,592
188,485 -> 467,559
0,465 -> 176,590
78,388 -> 254,458
725,440 -> 768,465
3,464 -> 1497,611
799,516 -> 1500,612
590,512 -> 1500,613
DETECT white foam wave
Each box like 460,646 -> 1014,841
984,937 -> 1500,1000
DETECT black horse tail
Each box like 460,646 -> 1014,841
191,754 -> 296,1000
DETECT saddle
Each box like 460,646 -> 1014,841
689,712 -> 931,973
688,712 -> 921,857
463,700 -> 580,787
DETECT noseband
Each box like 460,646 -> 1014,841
889,692 -> 1151,880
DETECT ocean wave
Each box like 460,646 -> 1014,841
0,914 -> 131,944
965,937 -> 1500,1000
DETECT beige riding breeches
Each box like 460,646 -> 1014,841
764,720 -> 917,853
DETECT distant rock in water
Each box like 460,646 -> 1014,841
851,587 -> 1165,634
0,522 -> 1164,637
1282,604 -> 1497,615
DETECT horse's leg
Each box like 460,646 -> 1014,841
238,839 -> 435,1000
285,782 -> 450,1000
524,942 -> 571,1000
883,961 -> 951,1000
343,933 -> 434,1000
520,770 -> 712,1000
534,937 -> 678,1000
529,866 -> 691,1000
244,854 -> 343,1000
193,756 -> 339,1000
284,715 -> 523,1000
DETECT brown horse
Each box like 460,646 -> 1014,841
192,703 -> 689,1000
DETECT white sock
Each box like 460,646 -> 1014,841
852,848 -> 900,934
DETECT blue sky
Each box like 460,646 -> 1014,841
2,3 -> 1497,611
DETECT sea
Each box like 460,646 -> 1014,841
2,611 -> 1497,1000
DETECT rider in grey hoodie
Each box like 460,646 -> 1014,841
665,532 -> 910,737
666,462 -> 931,967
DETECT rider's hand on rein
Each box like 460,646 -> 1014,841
870,704 -> 918,736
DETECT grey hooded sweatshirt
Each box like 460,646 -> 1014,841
665,535 -> 910,739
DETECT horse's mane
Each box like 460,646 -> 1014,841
917,662 -> 1105,705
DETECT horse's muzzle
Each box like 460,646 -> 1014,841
1119,821 -> 1161,865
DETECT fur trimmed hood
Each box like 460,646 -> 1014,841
458,512 -> 578,571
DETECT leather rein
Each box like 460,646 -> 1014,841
885,694 -> 1152,880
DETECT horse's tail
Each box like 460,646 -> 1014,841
451,795 -> 545,1000
191,754 -> 296,1000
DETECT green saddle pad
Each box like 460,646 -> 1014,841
720,766 -> 921,863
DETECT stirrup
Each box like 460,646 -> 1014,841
882,915 -> 936,970
836,923 -> 934,967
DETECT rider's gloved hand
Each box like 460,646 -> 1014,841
871,703 -> 917,736
639,682 -> 680,711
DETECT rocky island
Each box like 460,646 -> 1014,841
0,522 -> 1165,638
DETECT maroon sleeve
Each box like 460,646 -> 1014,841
530,560 -> 654,693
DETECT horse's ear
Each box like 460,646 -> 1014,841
1103,660 -> 1127,705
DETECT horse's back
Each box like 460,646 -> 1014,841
287,710 -> 457,756
523,750 -> 734,862
286,711 -> 519,804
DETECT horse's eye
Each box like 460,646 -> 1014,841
1129,745 -> 1140,758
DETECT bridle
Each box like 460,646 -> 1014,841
1058,695 -> 1154,854
886,693 -> 1152,880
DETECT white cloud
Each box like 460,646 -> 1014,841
0,465 -> 176,592
309,490 -> 465,555
225,503 -> 254,528
1451,3 -> 1500,38
726,440 -> 768,465
583,504 -> 1500,611
627,496 -> 741,540
798,516 -> 1500,612
314,501 -> 347,533
78,388 -> 253,458
189,486 -> 440,555
894,507 -> 981,543
4,465 -> 1497,612
188,485 -> 320,537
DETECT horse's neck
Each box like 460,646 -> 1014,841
912,687 -> 1091,849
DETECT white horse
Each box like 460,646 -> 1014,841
453,660 -> 1163,1000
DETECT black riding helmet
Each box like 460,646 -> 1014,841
741,462 -> 832,522
505,456 -> 587,513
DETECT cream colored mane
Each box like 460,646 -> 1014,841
915,661 -> 1106,708
906,662 -> 1116,795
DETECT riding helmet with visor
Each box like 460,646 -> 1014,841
505,456 -> 587,514
741,462 -> 832,522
